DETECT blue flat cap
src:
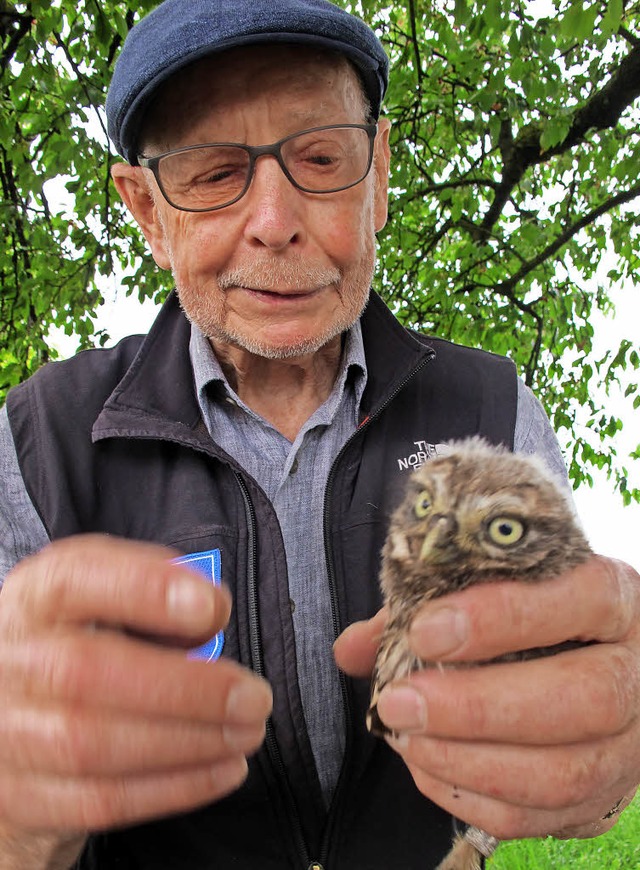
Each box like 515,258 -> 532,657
106,0 -> 389,165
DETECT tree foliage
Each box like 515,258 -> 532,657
0,0 -> 159,385
1,0 -> 639,497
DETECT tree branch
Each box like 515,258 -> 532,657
478,42 -> 640,236
493,182 -> 640,295
52,30 -> 109,143
0,4 -> 33,74
405,177 -> 500,197
407,0 -> 423,85
619,26 -> 640,49
562,43 -> 640,145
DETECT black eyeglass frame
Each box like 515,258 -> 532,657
137,123 -> 378,213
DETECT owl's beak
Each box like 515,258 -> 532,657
419,514 -> 457,563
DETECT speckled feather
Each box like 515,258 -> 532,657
365,438 -> 592,870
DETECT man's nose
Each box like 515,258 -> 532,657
242,155 -> 305,251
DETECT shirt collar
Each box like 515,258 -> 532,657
189,321 -> 368,417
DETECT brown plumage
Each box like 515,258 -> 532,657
366,438 -> 592,870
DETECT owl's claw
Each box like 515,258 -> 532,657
366,704 -> 394,738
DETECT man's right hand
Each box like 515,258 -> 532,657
0,535 -> 272,864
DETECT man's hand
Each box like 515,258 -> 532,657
0,535 -> 272,851
334,555 -> 640,841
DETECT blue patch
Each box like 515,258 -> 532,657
172,549 -> 224,662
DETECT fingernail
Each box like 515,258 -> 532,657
167,577 -> 215,628
377,685 -> 427,732
411,606 -> 468,658
385,732 -> 410,751
226,680 -> 273,724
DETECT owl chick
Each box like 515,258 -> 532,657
366,437 -> 592,870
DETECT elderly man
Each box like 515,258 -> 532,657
0,1 -> 638,868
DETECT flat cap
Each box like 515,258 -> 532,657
106,0 -> 389,165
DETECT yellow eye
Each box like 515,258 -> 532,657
488,516 -> 525,546
414,490 -> 432,519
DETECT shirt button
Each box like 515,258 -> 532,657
289,456 -> 299,474
289,598 -> 296,613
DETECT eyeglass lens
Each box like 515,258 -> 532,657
156,126 -> 373,211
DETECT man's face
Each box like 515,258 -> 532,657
115,45 -> 390,360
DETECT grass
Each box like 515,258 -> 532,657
487,793 -> 640,869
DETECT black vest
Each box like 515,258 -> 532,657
7,291 -> 517,869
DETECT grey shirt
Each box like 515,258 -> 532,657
0,321 -> 569,802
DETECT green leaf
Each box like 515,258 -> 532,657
540,117 -> 571,152
601,0 -> 624,36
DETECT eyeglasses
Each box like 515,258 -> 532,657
138,123 -> 378,213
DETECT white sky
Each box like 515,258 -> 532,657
570,282 -> 640,571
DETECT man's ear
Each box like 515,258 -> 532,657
110,163 -> 172,270
373,117 -> 391,233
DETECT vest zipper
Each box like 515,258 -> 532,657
318,349 -> 435,865
234,349 -> 434,870
234,471 -> 314,869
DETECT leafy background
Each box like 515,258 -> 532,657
1,0 -> 639,503
1,0 -> 639,864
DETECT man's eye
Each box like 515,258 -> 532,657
203,168 -> 235,183
197,165 -> 244,185
306,154 -> 335,166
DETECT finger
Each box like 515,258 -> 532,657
0,702 -> 266,776
375,643 -> 637,743
0,757 -> 249,831
401,762 -> 623,842
333,607 -> 388,677
408,556 -> 640,663
553,788 -> 637,839
385,731 -> 627,813
2,535 -> 230,643
0,828 -> 88,870
1,632 -> 273,725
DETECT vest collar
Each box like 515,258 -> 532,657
93,290 -> 434,442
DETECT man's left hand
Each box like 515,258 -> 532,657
334,555 -> 640,840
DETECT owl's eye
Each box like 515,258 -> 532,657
487,516 -> 525,546
414,490 -> 432,518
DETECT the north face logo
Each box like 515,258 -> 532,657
396,440 -> 451,472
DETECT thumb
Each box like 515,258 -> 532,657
333,607 -> 388,678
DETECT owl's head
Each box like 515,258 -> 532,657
382,438 -> 591,596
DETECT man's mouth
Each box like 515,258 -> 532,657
218,264 -> 342,296
240,285 -> 326,300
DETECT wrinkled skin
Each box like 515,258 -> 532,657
0,536 -> 273,866
335,555 -> 640,841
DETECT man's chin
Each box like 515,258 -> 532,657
180,287 -> 369,360
219,329 -> 341,360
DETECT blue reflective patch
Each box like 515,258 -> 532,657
172,549 -> 224,662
